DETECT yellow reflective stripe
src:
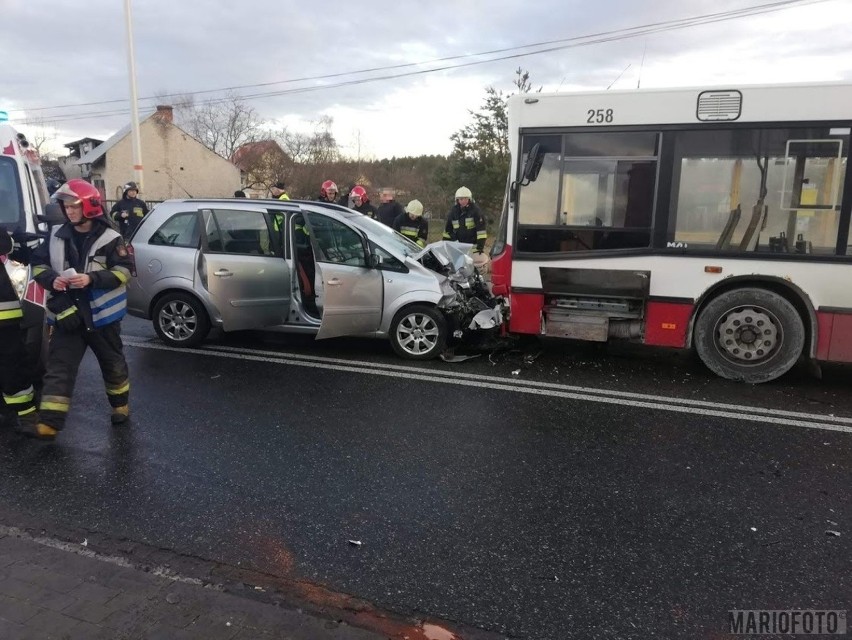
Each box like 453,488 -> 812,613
0,300 -> 21,310
452,221 -> 460,228
18,406 -> 37,416
56,305 -> 78,320
442,232 -> 452,239
476,231 -> 488,239
106,382 -> 130,395
32,265 -> 48,276
0,309 -> 23,321
278,193 -> 290,201
4,387 -> 34,404
465,219 -> 476,229
41,402 -> 70,412
110,269 -> 129,284
417,239 -> 426,247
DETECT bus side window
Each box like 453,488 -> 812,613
669,128 -> 848,256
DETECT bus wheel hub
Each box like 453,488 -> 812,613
718,307 -> 778,362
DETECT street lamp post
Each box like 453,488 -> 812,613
124,0 -> 143,189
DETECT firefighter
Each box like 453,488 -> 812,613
109,181 -> 148,239
317,180 -> 338,203
350,185 -> 377,219
28,179 -> 133,441
443,186 -> 487,253
0,227 -> 39,434
270,181 -> 290,200
393,200 -> 429,248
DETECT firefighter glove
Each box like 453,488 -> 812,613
47,293 -> 82,332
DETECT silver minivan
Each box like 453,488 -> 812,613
126,199 -> 502,360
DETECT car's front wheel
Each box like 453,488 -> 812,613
152,292 -> 210,348
389,304 -> 446,360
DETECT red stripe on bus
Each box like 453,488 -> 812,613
644,301 -> 693,348
816,311 -> 852,363
490,243 -> 512,296
509,293 -> 544,335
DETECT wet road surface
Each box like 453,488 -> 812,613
0,317 -> 850,639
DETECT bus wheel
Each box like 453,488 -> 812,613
694,288 -> 804,384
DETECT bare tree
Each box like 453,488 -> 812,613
22,119 -> 58,159
169,91 -> 265,159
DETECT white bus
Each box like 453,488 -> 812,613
492,82 -> 852,383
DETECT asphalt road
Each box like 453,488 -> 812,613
1,316 -> 850,639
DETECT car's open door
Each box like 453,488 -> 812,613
200,207 -> 290,331
302,211 -> 382,339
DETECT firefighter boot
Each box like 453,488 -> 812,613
111,405 -> 130,426
18,415 -> 58,441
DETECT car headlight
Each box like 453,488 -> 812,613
4,260 -> 28,300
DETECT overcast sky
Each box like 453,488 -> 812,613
2,0 -> 851,159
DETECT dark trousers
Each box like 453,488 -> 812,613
40,322 -> 129,431
0,326 -> 36,419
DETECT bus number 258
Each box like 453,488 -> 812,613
587,108 -> 614,123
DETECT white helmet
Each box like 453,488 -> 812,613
455,186 -> 472,200
405,199 -> 424,217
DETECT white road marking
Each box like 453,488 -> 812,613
122,338 -> 852,435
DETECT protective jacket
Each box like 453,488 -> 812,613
444,201 -> 487,251
31,221 -> 133,331
392,213 -> 428,248
110,189 -> 149,237
354,202 -> 378,219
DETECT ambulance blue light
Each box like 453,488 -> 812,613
0,111 -> 8,122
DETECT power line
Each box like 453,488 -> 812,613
17,0 -> 828,126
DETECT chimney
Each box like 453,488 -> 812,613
154,105 -> 174,124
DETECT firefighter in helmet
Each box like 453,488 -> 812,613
0,227 -> 40,434
317,180 -> 338,203
393,199 -> 429,248
443,186 -> 487,252
350,185 -> 377,219
28,179 -> 134,440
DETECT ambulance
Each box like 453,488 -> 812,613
0,114 -> 53,372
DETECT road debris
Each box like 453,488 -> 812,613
825,530 -> 841,537
81,538 -> 88,547
165,592 -> 181,604
750,527 -> 757,532
348,540 -> 362,547
827,520 -> 839,526
440,352 -> 481,363
211,375 -> 221,379
511,369 -> 521,376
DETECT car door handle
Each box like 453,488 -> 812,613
326,277 -> 342,286
213,269 -> 233,277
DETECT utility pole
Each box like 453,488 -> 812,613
124,0 -> 143,189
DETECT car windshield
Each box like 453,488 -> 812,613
348,214 -> 421,257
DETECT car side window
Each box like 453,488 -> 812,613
369,242 -> 407,272
149,212 -> 200,248
203,209 -> 275,255
305,213 -> 367,267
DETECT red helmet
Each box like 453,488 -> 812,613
54,179 -> 104,219
321,180 -> 338,199
350,185 -> 368,204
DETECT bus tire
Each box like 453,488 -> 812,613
389,304 -> 446,360
694,288 -> 804,384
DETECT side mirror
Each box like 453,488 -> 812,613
38,203 -> 65,225
369,253 -> 383,268
521,143 -> 544,185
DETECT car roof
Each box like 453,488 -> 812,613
155,198 -> 358,221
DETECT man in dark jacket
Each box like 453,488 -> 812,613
376,187 -> 405,227
443,186 -> 487,252
29,180 -> 134,440
109,181 -> 148,238
0,226 -> 39,434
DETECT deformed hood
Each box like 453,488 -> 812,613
413,241 -> 476,278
